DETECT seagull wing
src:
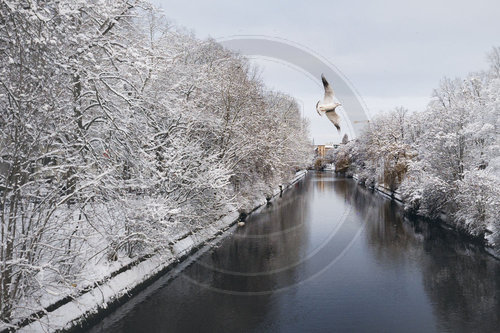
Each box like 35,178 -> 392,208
325,110 -> 341,131
322,74 -> 335,104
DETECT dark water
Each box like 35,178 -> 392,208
88,172 -> 500,333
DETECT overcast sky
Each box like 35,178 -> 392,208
153,0 -> 500,144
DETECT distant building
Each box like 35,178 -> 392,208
314,144 -> 338,158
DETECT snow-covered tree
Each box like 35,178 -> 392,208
0,2 -> 311,327
336,47 -> 499,244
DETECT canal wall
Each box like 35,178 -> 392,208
16,171 -> 307,333
352,174 -> 403,203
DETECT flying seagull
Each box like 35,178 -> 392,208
316,74 -> 342,131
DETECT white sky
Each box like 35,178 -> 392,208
152,0 -> 500,144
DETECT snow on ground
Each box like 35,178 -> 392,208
17,171 -> 307,332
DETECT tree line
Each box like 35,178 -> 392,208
333,47 -> 499,244
0,0 -> 311,326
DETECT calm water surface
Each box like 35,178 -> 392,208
88,172 -> 500,333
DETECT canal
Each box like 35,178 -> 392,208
88,172 -> 500,333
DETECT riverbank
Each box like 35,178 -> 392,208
9,171 -> 307,333
351,174 -> 402,203
350,173 -> 500,260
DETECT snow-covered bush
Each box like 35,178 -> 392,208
400,168 -> 450,219
454,170 -> 500,237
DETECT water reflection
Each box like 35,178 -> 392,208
88,173 -> 500,333
188,179 -> 311,293
332,177 -> 500,332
